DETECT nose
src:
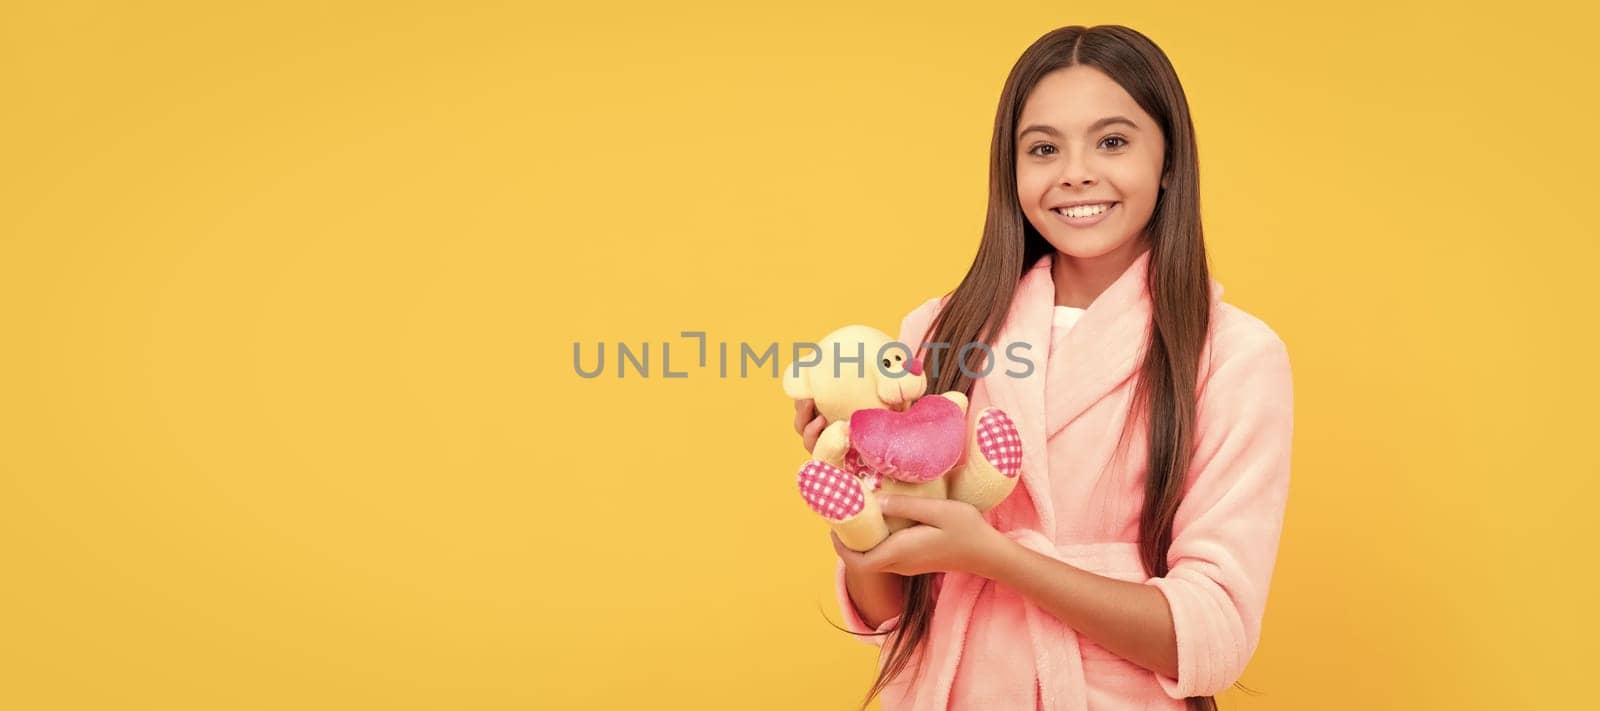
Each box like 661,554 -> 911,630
907,357 -> 923,376
1060,151 -> 1096,187
1060,171 -> 1096,187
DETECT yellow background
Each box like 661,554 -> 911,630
2,1 -> 1595,708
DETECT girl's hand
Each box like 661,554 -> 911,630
792,398 -> 828,454
832,495 -> 1010,579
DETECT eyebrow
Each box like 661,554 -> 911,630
1017,115 -> 1140,139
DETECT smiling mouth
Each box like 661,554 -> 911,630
1052,202 -> 1118,218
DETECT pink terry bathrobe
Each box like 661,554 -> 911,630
834,247 -> 1295,710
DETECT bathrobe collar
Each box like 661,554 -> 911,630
974,246 -> 1223,535
916,247 -> 1225,710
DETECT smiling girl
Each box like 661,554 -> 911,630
792,25 -> 1295,710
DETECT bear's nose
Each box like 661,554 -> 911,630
906,357 -> 923,376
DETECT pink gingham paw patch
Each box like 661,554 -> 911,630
976,409 -> 1022,478
798,460 -> 865,521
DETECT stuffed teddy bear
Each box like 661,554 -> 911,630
782,324 -> 1024,551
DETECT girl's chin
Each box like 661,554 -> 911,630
1039,230 -> 1137,261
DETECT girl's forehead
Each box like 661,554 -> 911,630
1024,68 -> 1139,109
1019,68 -> 1145,128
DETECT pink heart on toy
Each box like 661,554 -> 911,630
849,395 -> 965,483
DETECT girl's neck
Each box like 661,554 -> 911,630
1051,240 -> 1146,309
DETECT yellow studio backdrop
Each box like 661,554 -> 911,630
1,1 -> 1595,709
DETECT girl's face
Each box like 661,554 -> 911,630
1015,65 -> 1167,263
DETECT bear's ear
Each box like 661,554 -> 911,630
781,363 -> 812,400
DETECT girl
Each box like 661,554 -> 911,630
791,25 -> 1294,711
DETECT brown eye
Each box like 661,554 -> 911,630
1028,144 -> 1057,156
1101,136 -> 1128,149
882,358 -> 892,368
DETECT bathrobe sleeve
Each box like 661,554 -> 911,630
832,296 -> 944,646
1144,329 -> 1295,698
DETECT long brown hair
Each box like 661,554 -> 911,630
855,25 -> 1245,710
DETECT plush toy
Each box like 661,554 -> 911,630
782,324 -> 1024,551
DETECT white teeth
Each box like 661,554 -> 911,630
1055,203 -> 1112,218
